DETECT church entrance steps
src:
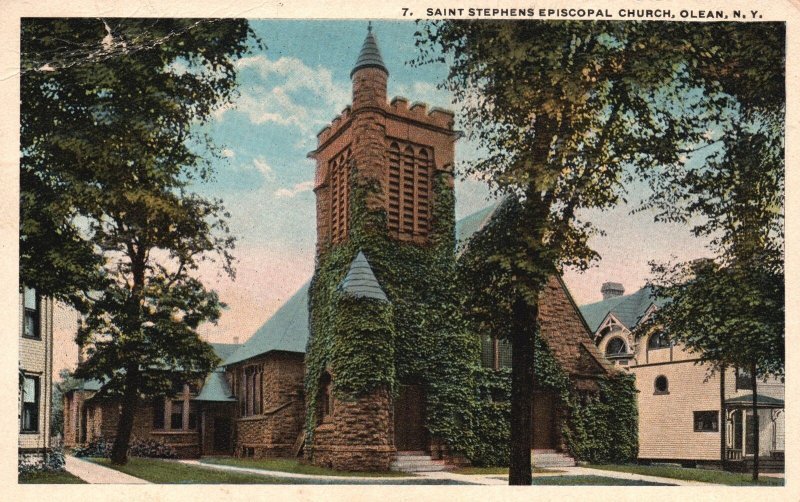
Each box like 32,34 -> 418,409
390,451 -> 449,472
532,449 -> 576,468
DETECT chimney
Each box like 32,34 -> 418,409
601,282 -> 625,300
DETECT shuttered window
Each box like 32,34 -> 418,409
387,141 -> 431,239
330,147 -> 353,243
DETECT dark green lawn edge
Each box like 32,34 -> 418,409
19,470 -> 87,484
533,475 -> 672,486
589,464 -> 784,486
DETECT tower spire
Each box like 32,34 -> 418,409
351,22 -> 388,78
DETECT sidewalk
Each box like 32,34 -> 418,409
180,460 -> 486,485
64,455 -> 150,484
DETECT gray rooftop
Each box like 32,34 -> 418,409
223,282 -> 310,366
579,286 -> 667,333
194,370 -> 237,402
338,251 -> 388,301
351,24 -> 388,78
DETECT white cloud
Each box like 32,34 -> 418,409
252,156 -> 274,179
217,56 -> 350,136
274,181 -> 314,199
221,148 -> 236,158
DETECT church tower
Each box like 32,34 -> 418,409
311,23 -> 457,250
305,24 -> 461,472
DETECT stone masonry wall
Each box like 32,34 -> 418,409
310,386 -> 395,471
232,352 -> 305,458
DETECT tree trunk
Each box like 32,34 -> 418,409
751,362 -> 759,482
720,365 -> 726,471
509,296 -> 536,486
111,373 -> 140,465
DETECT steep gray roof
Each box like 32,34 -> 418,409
209,342 -> 241,363
338,251 -> 388,301
351,24 -> 388,77
194,370 -> 236,402
223,282 -> 310,366
579,286 -> 667,333
455,202 -> 501,246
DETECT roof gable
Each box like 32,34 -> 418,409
580,286 -> 664,333
223,282 -> 311,366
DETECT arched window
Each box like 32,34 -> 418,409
648,331 -> 670,350
605,337 -> 627,357
654,375 -> 669,394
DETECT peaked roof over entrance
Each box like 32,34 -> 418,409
338,250 -> 388,301
351,22 -> 388,77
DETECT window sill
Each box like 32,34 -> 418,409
20,430 -> 40,435
653,391 -> 670,395
21,335 -> 42,341
151,430 -> 198,435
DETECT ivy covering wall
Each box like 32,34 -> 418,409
304,166 -> 639,466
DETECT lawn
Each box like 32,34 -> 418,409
90,458 -> 468,485
19,470 -> 86,484
533,475 -> 672,486
201,456 -> 411,478
89,458 -> 289,484
590,464 -> 785,486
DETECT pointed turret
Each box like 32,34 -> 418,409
350,23 -> 388,110
338,251 -> 389,302
350,22 -> 388,78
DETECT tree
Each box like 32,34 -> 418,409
418,20 -> 710,484
21,18 -> 259,464
639,23 -> 784,481
416,20 -> 779,484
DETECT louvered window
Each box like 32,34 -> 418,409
330,148 -> 353,243
387,141 -> 431,239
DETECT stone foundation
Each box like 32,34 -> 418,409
309,387 -> 396,471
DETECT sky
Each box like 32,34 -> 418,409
52,19 -> 711,376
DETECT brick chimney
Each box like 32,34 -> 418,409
601,282 -> 625,300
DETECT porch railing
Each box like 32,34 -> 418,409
726,448 -> 743,460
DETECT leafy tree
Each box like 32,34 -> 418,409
642,25 -> 784,480
21,18 -> 259,464
416,20 -> 778,484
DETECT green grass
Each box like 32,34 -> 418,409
533,475 -> 671,486
201,456 -> 412,477
89,458 -> 290,484
590,464 -> 784,486
19,470 -> 87,484
453,466 -> 563,475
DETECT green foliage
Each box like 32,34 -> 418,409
647,259 -> 784,378
21,18 -> 260,464
305,169 -> 480,458
18,447 -> 67,474
73,437 -> 178,459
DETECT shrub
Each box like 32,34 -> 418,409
72,437 -> 112,458
72,437 -> 177,459
18,446 -> 67,474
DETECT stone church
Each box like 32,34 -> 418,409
64,26 -> 621,472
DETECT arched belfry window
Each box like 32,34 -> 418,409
387,140 -> 432,239
330,148 -> 353,243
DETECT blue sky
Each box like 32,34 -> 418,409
53,19 -> 711,373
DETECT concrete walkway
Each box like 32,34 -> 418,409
65,455 -> 150,484
180,460 -> 485,485
182,460 -> 692,486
